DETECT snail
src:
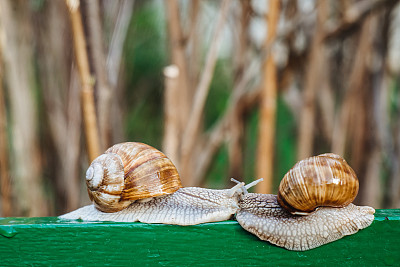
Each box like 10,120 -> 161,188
60,144 -> 375,251
60,142 -> 255,225
235,153 -> 375,251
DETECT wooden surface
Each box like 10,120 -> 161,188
0,209 -> 399,266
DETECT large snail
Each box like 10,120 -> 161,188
60,143 -> 375,251
61,142 -> 251,225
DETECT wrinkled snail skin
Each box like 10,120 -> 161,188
236,193 -> 375,251
60,185 -> 244,225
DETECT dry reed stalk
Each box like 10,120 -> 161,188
187,0 -> 201,87
180,0 -> 230,185
359,15 -> 386,207
35,0 -> 82,212
227,0 -> 252,180
297,0 -> 327,160
163,65 -> 181,170
66,0 -> 101,163
0,0 -> 48,216
317,82 -> 335,143
165,0 -> 191,164
236,0 -> 251,74
86,0 -> 113,150
255,0 -> 280,194
193,61 -> 261,185
332,15 -> 372,158
106,0 -> 134,144
324,0 -> 398,40
389,117 -> 400,208
107,0 -> 135,88
0,49 -> 11,216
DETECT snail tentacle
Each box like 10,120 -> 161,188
230,178 -> 264,195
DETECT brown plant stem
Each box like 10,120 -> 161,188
106,0 -> 134,144
65,66 -> 82,211
66,0 -> 101,163
0,0 -> 47,216
0,48 -> 11,216
297,0 -> 328,160
35,0 -> 81,212
163,65 -> 181,169
324,0 -> 398,41
194,61 -> 261,185
181,0 -> 230,184
332,16 -> 373,158
187,0 -> 201,87
359,13 -> 388,207
86,0 -> 113,150
107,0 -> 135,88
227,0 -> 252,180
165,0 -> 191,167
255,0 -> 280,194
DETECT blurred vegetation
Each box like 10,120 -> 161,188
1,0 -> 400,217
124,1 -> 166,147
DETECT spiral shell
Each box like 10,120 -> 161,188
86,142 -> 182,212
277,153 -> 359,215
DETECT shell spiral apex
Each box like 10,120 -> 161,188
86,142 -> 182,213
277,153 -> 359,215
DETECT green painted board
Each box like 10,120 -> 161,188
0,209 -> 399,266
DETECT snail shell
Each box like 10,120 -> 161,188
86,142 -> 182,212
277,153 -> 359,215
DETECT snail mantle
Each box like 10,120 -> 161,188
0,211 -> 399,266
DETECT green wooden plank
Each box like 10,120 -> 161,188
0,209 -> 399,266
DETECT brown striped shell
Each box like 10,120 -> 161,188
277,153 -> 359,215
86,142 -> 182,212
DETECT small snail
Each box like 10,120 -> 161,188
60,144 -> 375,251
235,153 -> 375,251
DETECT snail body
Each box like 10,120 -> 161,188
61,186 -> 243,225
60,143 -> 375,251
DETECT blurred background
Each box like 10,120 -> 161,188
0,0 -> 399,217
